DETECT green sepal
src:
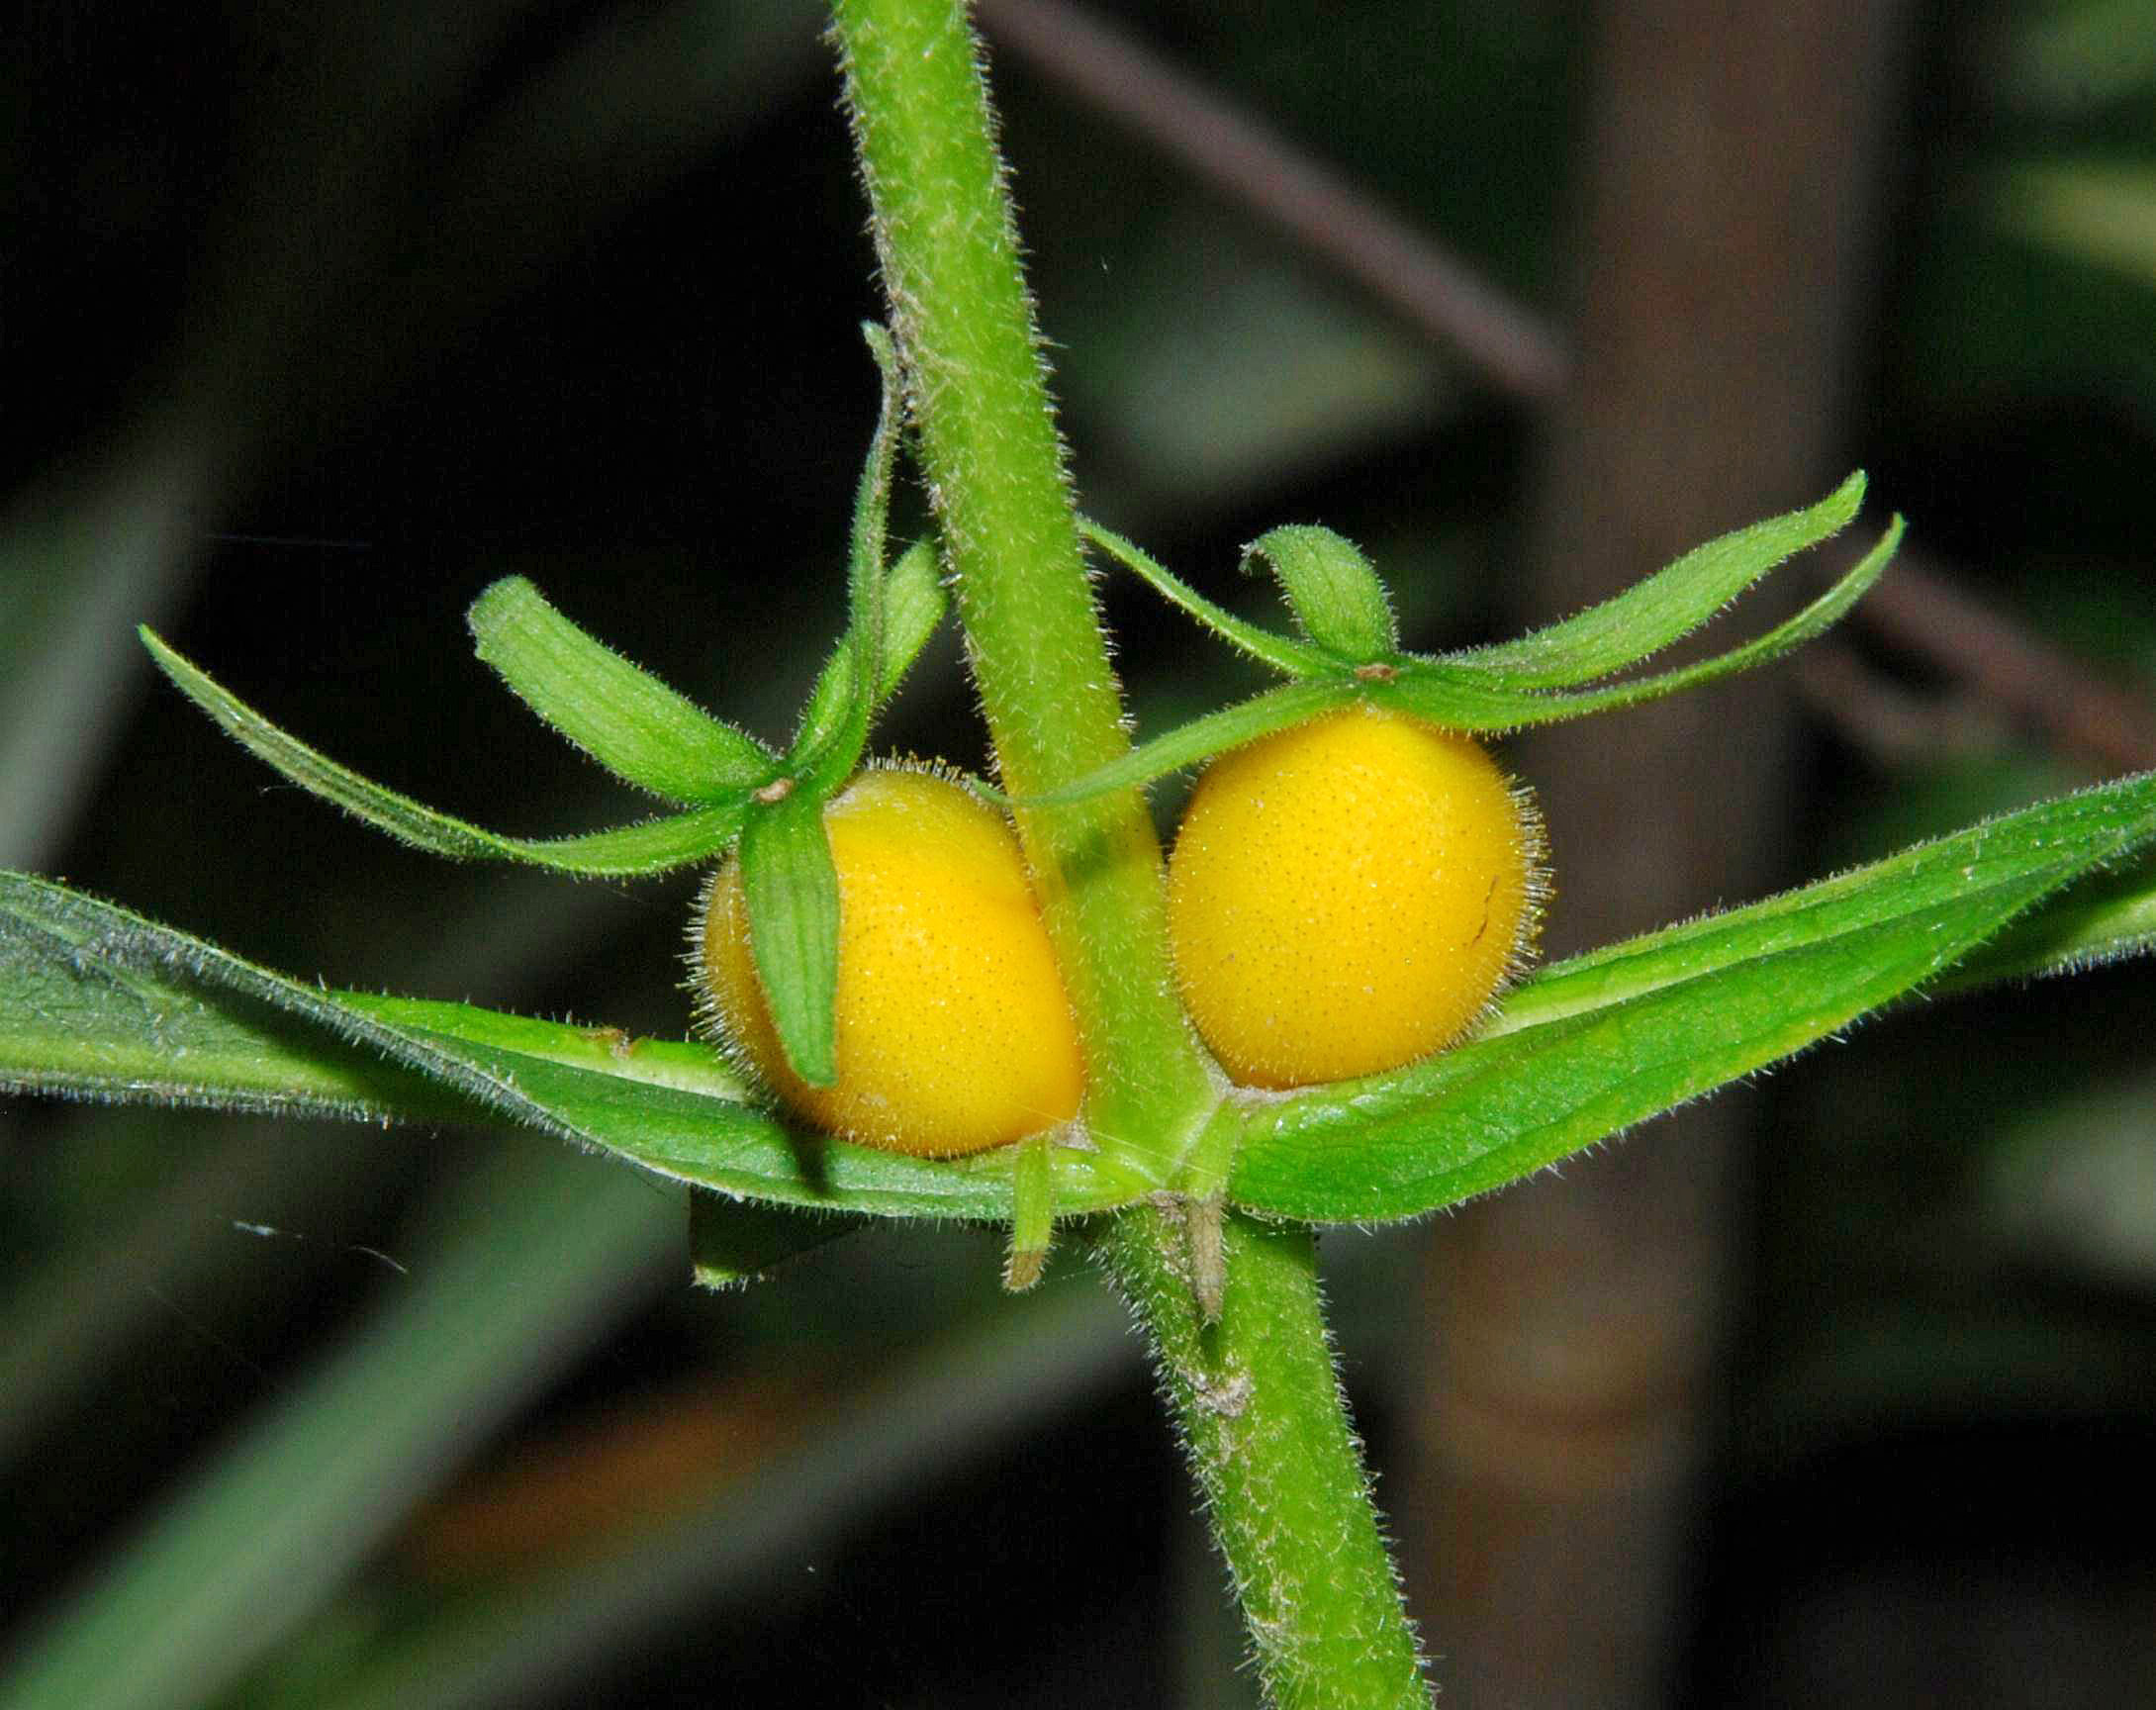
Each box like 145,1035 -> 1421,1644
1079,518 -> 1323,677
877,537 -> 950,699
1376,516 -> 1904,728
737,786 -> 842,1088
689,1191 -> 867,1287
1243,523 -> 1397,661
1448,471 -> 1867,688
794,537 -> 949,758
1016,512 -> 1902,806
790,324 -> 905,791
1003,1130 -> 1054,1290
1006,680 -> 1357,807
466,576 -> 775,804
141,627 -> 747,876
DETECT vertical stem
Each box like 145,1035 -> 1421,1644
1108,1206 -> 1434,1709
831,0 -> 1211,1151
830,3 -> 1433,1702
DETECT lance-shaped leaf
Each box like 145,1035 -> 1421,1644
1445,470 -> 1868,688
0,872 -> 1163,1218
467,576 -> 775,804
1224,767 -> 2156,1223
791,324 -> 905,792
736,787 -> 843,1088
141,628 -> 747,876
1243,523 -> 1397,660
793,537 -> 949,759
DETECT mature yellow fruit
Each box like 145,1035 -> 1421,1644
696,768 -> 1084,1157
1166,706 -> 1541,1090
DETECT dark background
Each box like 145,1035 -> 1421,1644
4,1 -> 2155,1704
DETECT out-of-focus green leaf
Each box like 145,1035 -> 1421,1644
467,576 -> 775,803
0,1144 -> 680,1710
140,628 -> 746,876
1225,770 -> 2156,1222
1996,0 -> 2156,112
0,872 -> 1155,1218
239,1277 -> 1138,1710
1996,160 -> 2156,290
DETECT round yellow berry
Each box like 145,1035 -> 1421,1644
696,767 -> 1084,1157
1165,706 -> 1541,1090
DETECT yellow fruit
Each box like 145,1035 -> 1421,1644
1166,706 -> 1542,1090
696,767 -> 1084,1157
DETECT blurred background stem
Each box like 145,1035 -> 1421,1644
1401,4 -> 1918,1704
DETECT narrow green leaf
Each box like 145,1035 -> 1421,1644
794,537 -> 949,757
141,628 -> 744,875
1011,679 -> 1359,805
791,324 -> 903,789
1079,518 -> 1324,678
0,872 -> 1162,1218
1446,471 -> 1868,689
1226,767 -> 2156,1222
1243,524 -> 1397,660
737,790 -> 841,1088
1380,516 -> 1903,731
689,1191 -> 866,1287
467,577 -> 775,804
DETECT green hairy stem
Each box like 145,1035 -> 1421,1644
828,0 -> 1434,1700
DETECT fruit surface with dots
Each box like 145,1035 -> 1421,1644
698,768 -> 1084,1157
1166,706 -> 1541,1090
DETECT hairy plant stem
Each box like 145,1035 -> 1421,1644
830,1 -> 1432,1702
832,0 -> 1210,1155
1108,1207 -> 1432,1708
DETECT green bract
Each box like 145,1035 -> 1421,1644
1042,473 -> 1902,804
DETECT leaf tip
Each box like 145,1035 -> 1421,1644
465,575 -> 539,642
